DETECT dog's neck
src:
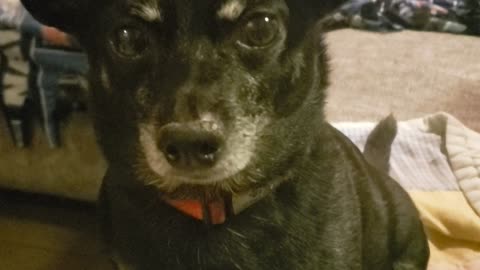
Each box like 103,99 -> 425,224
163,177 -> 287,225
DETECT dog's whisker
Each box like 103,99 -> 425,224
246,175 -> 259,184
145,179 -> 160,186
227,228 -> 247,239
221,243 -> 232,258
252,215 -> 266,221
197,247 -> 201,267
233,262 -> 243,270
239,241 -> 249,249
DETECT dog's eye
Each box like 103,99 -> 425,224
238,14 -> 279,49
111,26 -> 150,58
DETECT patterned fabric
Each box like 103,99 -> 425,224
323,0 -> 480,35
0,29 -> 27,107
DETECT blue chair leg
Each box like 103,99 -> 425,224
37,66 -> 60,148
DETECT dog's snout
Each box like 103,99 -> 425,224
158,123 -> 223,170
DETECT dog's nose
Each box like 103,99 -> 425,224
158,123 -> 223,170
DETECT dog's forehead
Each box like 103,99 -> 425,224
217,0 -> 247,21
124,0 -> 282,22
127,0 -> 162,22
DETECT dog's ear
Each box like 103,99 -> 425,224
285,0 -> 347,44
309,0 -> 347,17
286,0 -> 347,23
20,0 -> 92,34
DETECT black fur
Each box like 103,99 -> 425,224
22,0 -> 429,269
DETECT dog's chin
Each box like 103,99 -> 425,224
144,161 -> 256,190
159,168 -> 236,187
138,165 -> 258,200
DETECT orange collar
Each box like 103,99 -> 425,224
163,177 -> 287,225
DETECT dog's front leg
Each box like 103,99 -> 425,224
394,262 -> 428,270
99,168 -> 137,270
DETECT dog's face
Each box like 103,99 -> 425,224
22,0 -> 342,198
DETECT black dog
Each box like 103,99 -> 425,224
21,0 -> 429,269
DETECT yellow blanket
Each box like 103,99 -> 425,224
411,192 -> 480,269
412,114 -> 480,269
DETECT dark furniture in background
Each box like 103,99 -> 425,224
29,37 -> 88,147
1,11 -> 88,148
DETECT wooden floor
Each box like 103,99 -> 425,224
0,189 -> 114,270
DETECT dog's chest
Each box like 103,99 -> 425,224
106,168 -> 364,270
